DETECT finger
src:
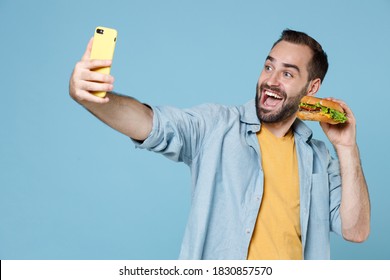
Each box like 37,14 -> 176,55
80,70 -> 115,84
81,37 -> 94,61
87,59 -> 112,70
72,84 -> 111,103
77,59 -> 112,71
333,98 -> 346,106
327,98 -> 351,113
77,90 -> 110,104
324,97 -> 345,104
79,80 -> 114,93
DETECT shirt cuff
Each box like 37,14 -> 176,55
130,104 -> 161,150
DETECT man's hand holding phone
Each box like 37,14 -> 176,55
70,26 -> 117,104
69,37 -> 114,104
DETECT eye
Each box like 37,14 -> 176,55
264,65 -> 272,72
283,71 -> 293,78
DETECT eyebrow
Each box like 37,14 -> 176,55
266,55 -> 301,73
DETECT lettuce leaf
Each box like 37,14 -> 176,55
299,102 -> 347,123
328,109 -> 347,123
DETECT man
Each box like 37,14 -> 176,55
69,29 -> 370,259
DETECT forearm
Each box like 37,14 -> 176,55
69,40 -> 153,141
336,144 -> 370,242
79,92 -> 153,141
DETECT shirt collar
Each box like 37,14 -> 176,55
292,118 -> 313,142
240,99 -> 313,142
239,99 -> 260,125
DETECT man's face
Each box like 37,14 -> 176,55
256,40 -> 313,123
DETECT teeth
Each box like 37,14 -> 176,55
265,91 -> 282,99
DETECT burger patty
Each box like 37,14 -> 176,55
299,104 -> 320,111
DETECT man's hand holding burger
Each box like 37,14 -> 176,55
319,98 -> 356,149
297,96 -> 355,148
314,97 -> 370,243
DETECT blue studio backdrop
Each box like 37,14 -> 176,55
1,0 -> 389,259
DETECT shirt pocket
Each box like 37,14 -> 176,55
310,173 -> 330,222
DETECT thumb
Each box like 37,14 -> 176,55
81,37 -> 94,61
319,121 -> 329,132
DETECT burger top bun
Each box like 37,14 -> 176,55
301,96 -> 344,113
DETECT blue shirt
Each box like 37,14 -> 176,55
133,99 -> 342,260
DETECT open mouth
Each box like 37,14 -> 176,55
262,89 -> 284,108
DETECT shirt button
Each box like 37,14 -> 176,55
246,229 -> 251,234
256,196 -> 261,201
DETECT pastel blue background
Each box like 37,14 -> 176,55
1,0 -> 389,260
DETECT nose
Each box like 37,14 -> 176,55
266,72 -> 280,87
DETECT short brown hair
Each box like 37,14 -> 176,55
272,29 -> 329,82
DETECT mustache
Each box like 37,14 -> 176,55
259,83 -> 287,99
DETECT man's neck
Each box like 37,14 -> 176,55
261,116 -> 296,138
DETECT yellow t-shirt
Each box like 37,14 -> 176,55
247,126 -> 302,260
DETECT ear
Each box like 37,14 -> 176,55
306,78 -> 321,96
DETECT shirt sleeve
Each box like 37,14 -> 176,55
131,104 -> 217,165
328,153 -> 342,236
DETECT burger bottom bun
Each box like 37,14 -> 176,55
296,111 -> 339,125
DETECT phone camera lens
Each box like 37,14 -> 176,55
97,28 -> 104,34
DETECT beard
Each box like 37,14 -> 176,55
255,82 -> 309,123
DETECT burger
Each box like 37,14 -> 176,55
297,96 -> 347,124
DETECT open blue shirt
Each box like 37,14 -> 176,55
133,99 -> 342,259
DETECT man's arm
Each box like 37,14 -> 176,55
321,98 -> 370,242
69,38 -> 153,141
335,144 -> 370,242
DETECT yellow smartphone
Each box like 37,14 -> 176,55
90,26 -> 117,97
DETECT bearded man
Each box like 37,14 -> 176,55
69,29 -> 370,259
